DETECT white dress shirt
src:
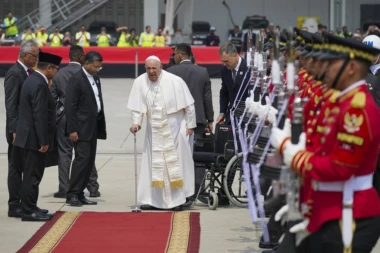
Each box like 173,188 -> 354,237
34,70 -> 49,84
82,67 -> 101,113
370,63 -> 380,75
17,60 -> 29,76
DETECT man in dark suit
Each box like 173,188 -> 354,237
166,43 -> 214,205
4,40 -> 39,218
50,46 -> 101,199
65,51 -> 107,206
167,43 -> 214,138
216,42 -> 251,124
14,52 -> 62,221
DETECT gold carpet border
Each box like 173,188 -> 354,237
29,212 -> 81,253
166,212 -> 191,253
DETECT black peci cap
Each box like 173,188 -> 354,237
38,52 -> 62,66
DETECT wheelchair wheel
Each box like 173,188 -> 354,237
208,191 -> 218,210
223,152 -> 248,208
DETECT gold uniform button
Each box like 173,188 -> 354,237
321,152 -> 326,156
307,128 -> 313,134
320,137 -> 326,144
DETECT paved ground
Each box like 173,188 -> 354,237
0,78 -> 378,253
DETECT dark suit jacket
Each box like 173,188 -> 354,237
50,62 -> 82,121
4,61 -> 30,144
220,57 -> 251,116
166,61 -> 214,124
14,72 -> 56,151
65,69 -> 107,141
366,72 -> 380,109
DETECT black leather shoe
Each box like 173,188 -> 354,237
89,191 -> 101,198
66,196 -> 83,206
53,191 -> 66,198
37,208 -> 49,214
22,212 -> 52,222
78,196 -> 97,205
171,205 -> 184,211
140,205 -> 158,210
8,208 -> 23,218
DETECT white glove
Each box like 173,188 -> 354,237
275,204 -> 289,225
270,118 -> 291,150
289,219 -> 310,246
283,132 -> 306,168
257,96 -> 278,124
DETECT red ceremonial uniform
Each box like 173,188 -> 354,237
291,82 -> 380,232
300,87 -> 340,217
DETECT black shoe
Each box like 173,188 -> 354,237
8,208 -> 23,218
22,212 -> 52,222
37,207 -> 49,214
53,191 -> 66,198
218,197 -> 230,206
89,191 -> 101,198
182,198 -> 193,208
140,205 -> 158,210
171,205 -> 184,211
259,239 -> 278,249
66,196 -> 83,206
78,196 -> 97,205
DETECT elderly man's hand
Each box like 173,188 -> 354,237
216,114 -> 225,124
186,129 -> 193,136
130,124 -> 140,134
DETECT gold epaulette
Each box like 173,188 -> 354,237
329,90 -> 340,103
351,92 -> 366,109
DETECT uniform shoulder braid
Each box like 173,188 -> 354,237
351,91 -> 366,109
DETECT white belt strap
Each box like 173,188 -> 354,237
313,174 -> 373,192
313,174 -> 373,249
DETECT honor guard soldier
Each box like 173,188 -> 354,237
228,25 -> 243,53
281,33 -> 380,253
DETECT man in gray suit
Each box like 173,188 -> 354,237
167,43 -> 214,137
167,43 -> 214,204
50,46 -> 101,198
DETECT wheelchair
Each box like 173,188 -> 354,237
192,125 -> 249,210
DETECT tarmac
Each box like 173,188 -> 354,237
0,78 -> 378,253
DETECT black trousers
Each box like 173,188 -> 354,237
66,133 -> 97,198
56,115 -> 99,193
7,143 -> 24,207
20,149 -> 46,214
304,216 -> 380,253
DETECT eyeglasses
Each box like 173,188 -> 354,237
50,65 -> 59,71
25,52 -> 39,59
93,65 -> 103,71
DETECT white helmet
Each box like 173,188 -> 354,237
363,35 -> 380,50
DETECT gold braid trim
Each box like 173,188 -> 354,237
151,180 -> 165,188
166,212 -> 191,253
339,219 -> 357,253
170,179 -> 184,189
328,44 -> 375,62
29,212 -> 81,253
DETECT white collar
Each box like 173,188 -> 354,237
35,70 -> 49,84
69,61 -> 81,66
370,63 -> 380,75
17,60 -> 28,72
82,67 -> 93,78
180,59 -> 191,63
337,79 -> 366,98
234,57 -> 242,72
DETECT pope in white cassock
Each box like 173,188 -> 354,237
127,55 -> 196,210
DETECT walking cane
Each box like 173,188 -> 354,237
132,131 -> 141,212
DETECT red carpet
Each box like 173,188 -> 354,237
17,211 -> 200,253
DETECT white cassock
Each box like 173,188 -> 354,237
127,70 -> 196,209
